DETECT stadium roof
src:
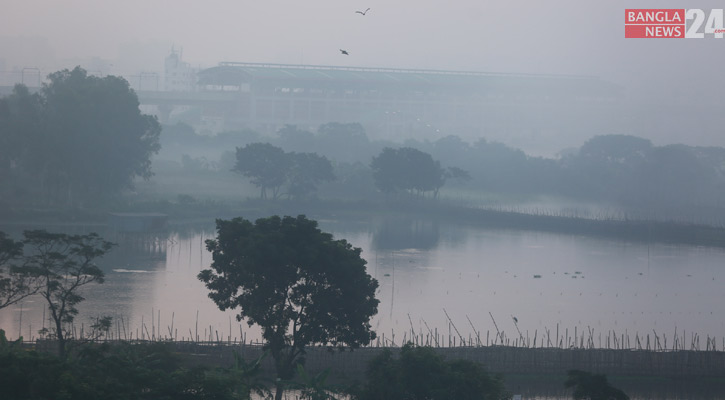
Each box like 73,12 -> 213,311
196,62 -> 621,97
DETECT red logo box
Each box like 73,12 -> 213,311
625,24 -> 684,38
625,9 -> 685,38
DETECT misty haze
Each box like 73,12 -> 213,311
2,1 -> 725,399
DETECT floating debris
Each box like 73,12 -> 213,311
533,274 -> 542,278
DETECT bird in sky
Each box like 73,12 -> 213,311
356,8 -> 371,15
340,49 -> 349,55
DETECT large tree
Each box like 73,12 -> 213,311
563,134 -> 653,202
198,215 -> 379,400
287,152 -> 335,199
0,67 -> 161,206
233,143 -> 334,200
233,143 -> 291,199
23,230 -> 114,358
371,147 -> 447,197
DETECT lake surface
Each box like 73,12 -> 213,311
2,216 -> 724,351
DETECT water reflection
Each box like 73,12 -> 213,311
372,217 -> 441,250
2,219 -> 725,398
102,232 -> 168,270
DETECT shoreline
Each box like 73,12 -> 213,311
2,198 -> 725,248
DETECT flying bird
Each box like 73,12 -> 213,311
356,8 -> 371,15
339,49 -> 349,55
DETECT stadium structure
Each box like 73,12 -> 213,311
140,57 -> 623,153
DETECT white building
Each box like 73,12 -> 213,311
164,48 -> 196,92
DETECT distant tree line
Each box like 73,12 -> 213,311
2,65 -> 720,215
405,133 -> 725,211
155,118 -> 725,214
0,67 -> 161,207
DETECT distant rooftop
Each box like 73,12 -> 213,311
197,62 -> 620,97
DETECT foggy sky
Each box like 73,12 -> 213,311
2,0 -> 725,147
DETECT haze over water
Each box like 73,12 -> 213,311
2,218 -> 724,350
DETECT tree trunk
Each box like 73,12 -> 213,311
54,312 -> 66,358
271,343 -> 299,400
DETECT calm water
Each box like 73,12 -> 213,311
2,216 -> 724,350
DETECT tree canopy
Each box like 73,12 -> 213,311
0,67 -> 161,206
287,152 -> 335,199
233,143 -> 334,200
23,230 -> 115,357
0,338 -> 266,400
198,215 -> 379,400
358,344 -> 508,400
564,370 -> 629,400
233,142 -> 290,199
371,147 -> 448,197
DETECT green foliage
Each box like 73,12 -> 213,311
0,231 -> 39,309
0,330 -> 67,400
445,166 -> 472,183
22,230 -> 115,357
0,67 -> 161,206
564,370 -> 629,400
0,328 -> 23,348
0,340 -> 262,400
357,344 -> 508,400
563,135 -> 653,201
294,365 -> 341,400
578,135 -> 653,165
234,143 -> 292,199
199,215 -> 378,400
233,143 -> 335,200
229,349 -> 271,399
287,152 -> 335,199
371,147 -> 447,197
316,161 -> 378,201
561,134 -> 725,208
277,124 -> 317,154
405,133 -> 725,211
